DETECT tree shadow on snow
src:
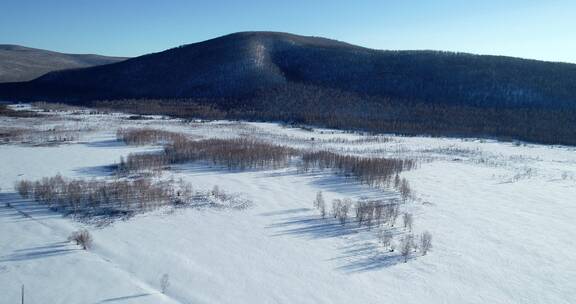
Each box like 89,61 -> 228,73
265,169 -> 399,200
98,293 -> 153,303
0,192 -> 62,223
73,164 -> 118,177
266,211 -> 405,273
0,241 -> 78,263
309,174 -> 398,200
171,162 -> 259,175
83,139 -> 128,149
331,240 -> 406,273
259,208 -> 312,216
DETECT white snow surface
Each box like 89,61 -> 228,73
1,107 -> 575,303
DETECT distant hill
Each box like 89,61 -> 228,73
1,32 -> 576,145
0,44 -> 127,83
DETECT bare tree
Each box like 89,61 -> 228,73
385,202 -> 400,227
374,202 -> 384,227
331,199 -> 341,219
399,178 -> 412,202
160,273 -> 170,294
314,191 -> 324,209
313,191 -> 326,218
339,199 -> 351,225
212,185 -> 221,199
403,213 -> 414,232
15,180 -> 33,198
319,198 -> 326,219
69,230 -> 93,250
394,174 -> 401,189
400,234 -> 414,263
379,230 -> 393,251
178,178 -> 194,204
331,198 -> 351,225
356,200 -> 365,226
420,231 -> 433,255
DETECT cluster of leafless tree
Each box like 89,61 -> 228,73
394,174 -> 413,202
321,136 -> 391,144
31,102 -> 87,113
116,128 -> 189,146
356,199 -> 401,229
120,137 -> 299,172
313,192 -> 403,230
300,151 -> 416,189
91,99 -> 227,120
169,138 -> 298,169
34,129 -> 80,144
0,127 -> 27,144
119,153 -> 168,173
117,128 -> 417,196
395,231 -> 433,262
15,175 -> 249,221
312,191 -> 432,262
331,198 -> 352,225
15,175 -> 189,217
0,127 -> 79,145
0,104 -> 37,117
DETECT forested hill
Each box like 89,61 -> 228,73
2,31 -> 576,108
0,45 -> 127,83
1,32 -> 576,145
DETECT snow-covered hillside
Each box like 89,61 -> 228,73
1,105 -> 575,303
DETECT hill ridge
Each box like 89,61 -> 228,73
0,44 -> 127,83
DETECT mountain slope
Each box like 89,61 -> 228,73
2,32 -> 576,108
0,44 -> 127,83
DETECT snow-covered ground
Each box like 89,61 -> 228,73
1,106 -> 575,303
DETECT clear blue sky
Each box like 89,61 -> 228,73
2,0 -> 575,63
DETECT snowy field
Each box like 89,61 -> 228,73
1,104 -> 575,303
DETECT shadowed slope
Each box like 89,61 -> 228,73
0,44 -> 127,83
